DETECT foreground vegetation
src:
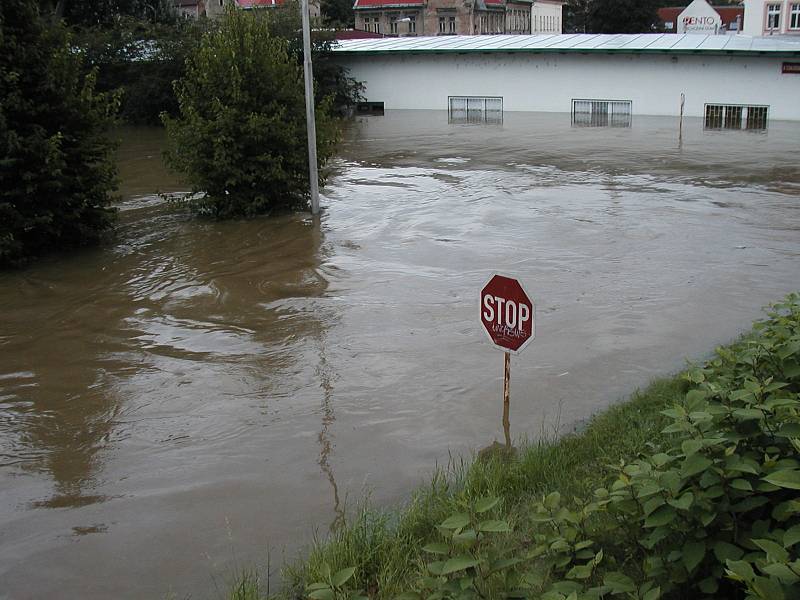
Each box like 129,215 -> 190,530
0,0 -> 119,267
235,294 -> 800,600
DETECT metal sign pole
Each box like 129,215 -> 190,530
502,351 -> 511,448
300,0 -> 320,215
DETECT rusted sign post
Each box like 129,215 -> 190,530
480,274 -> 535,448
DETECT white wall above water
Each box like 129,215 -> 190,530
340,51 -> 800,120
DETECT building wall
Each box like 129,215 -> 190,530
531,0 -> 561,33
743,0 -> 800,35
338,52 -> 800,120
355,0 -> 545,36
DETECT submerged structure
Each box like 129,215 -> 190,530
332,33 -> 800,123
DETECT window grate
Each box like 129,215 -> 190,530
705,104 -> 768,130
448,96 -> 503,125
571,99 -> 632,127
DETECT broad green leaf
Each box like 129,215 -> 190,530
784,524 -> 800,548
307,583 -> 330,591
698,577 -> 718,594
309,589 -> 335,600
394,594 -> 421,600
477,520 -> 511,533
753,538 -> 789,562
681,439 -> 703,457
603,571 -> 636,593
422,542 -> 449,555
667,492 -> 694,511
544,491 -> 561,510
713,541 -> 743,562
681,454 -> 712,478
642,586 -> 661,600
474,496 -> 499,513
730,478 -> 753,491
331,567 -> 356,588
733,408 -> 764,421
752,575 -> 784,600
565,563 -> 593,579
725,559 -> 755,582
440,556 -> 480,575
645,505 -> 676,528
683,541 -> 705,573
489,558 -> 522,573
427,561 -> 445,576
440,513 -> 470,530
763,469 -> 800,490
452,529 -> 478,546
761,563 -> 800,585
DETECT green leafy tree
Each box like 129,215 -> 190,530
586,0 -> 659,33
267,2 -> 363,113
162,8 -> 339,218
320,0 -> 355,28
0,0 -> 119,267
74,16 -> 212,124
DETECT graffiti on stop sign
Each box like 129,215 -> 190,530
480,274 -> 535,354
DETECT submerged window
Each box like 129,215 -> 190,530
571,99 -> 632,127
448,96 -> 503,125
705,104 -> 768,130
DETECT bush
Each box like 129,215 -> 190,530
0,0 -> 119,267
162,8 -> 339,218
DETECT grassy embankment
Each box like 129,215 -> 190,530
233,294 -> 800,600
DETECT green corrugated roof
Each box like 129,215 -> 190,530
332,33 -> 800,57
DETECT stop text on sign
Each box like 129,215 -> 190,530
479,274 -> 535,354
482,296 -> 531,331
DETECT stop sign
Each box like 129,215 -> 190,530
480,274 -> 535,354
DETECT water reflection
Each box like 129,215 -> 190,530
0,206 -> 331,509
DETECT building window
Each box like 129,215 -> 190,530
407,14 -> 416,33
439,16 -> 446,33
767,3 -> 781,29
791,3 -> 800,28
389,15 -> 398,34
448,96 -> 503,125
449,16 -> 456,33
705,104 -> 768,130
572,99 -> 632,127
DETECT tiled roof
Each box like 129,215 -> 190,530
353,0 -> 423,7
332,33 -> 800,57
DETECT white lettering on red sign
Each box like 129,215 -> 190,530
482,295 -> 531,331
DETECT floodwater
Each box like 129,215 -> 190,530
1,111 -> 799,599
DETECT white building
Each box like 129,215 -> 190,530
743,0 -> 800,35
677,0 -> 722,33
333,34 -> 800,122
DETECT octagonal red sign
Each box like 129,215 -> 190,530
480,274 -> 535,354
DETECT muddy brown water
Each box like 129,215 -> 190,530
1,111 -> 799,599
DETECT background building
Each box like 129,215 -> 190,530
658,1 -> 744,34
333,34 -> 800,122
353,0 -> 562,36
743,0 -> 800,35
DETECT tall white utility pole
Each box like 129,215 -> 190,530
301,0 -> 320,215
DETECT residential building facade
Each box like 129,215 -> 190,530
743,0 -> 800,35
353,0 -> 562,37
174,0 -> 320,19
